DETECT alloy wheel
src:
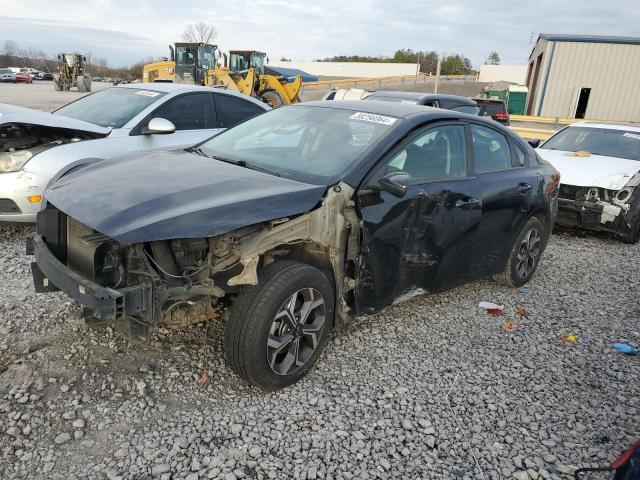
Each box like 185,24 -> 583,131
515,228 -> 541,279
267,288 -> 326,376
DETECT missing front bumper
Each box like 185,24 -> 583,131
32,235 -> 147,321
557,198 -> 632,236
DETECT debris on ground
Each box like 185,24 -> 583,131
479,301 -> 504,316
500,319 -> 517,332
613,343 -> 639,355
561,334 -> 578,345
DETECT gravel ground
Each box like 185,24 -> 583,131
0,82 -> 110,111
1,224 -> 638,480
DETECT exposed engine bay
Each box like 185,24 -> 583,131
33,184 -> 360,336
0,123 -> 103,153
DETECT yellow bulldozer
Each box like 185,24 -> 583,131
53,53 -> 91,92
143,43 -> 301,108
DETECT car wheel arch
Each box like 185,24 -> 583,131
49,158 -> 106,185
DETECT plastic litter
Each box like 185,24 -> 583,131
478,302 -> 504,316
521,287 -> 529,296
561,334 -> 578,345
500,319 -> 517,332
516,307 -> 527,318
613,343 -> 639,355
199,370 -> 210,386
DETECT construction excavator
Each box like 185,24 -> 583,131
53,53 -> 91,92
142,43 -> 302,108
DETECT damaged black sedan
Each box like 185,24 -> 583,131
31,101 -> 559,389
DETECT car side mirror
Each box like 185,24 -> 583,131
141,118 -> 176,135
378,172 -> 411,198
528,138 -> 541,148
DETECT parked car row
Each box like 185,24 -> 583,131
0,68 -> 53,82
1,82 -> 636,390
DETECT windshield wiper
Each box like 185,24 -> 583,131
188,146 -> 208,157
210,155 -> 281,177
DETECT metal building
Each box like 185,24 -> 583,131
525,34 -> 640,121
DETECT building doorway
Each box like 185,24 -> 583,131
526,53 -> 543,115
575,87 -> 591,119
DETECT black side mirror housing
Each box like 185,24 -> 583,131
528,138 -> 541,148
378,172 -> 411,198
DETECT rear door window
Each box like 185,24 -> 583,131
470,124 -> 512,173
150,93 -> 212,130
214,93 -> 266,128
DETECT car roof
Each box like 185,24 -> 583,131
299,100 -> 475,120
366,91 -> 474,103
472,97 -> 506,104
114,83 -> 270,109
568,121 -> 640,133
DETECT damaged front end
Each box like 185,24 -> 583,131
30,183 -> 360,337
556,172 -> 640,239
0,123 -> 105,170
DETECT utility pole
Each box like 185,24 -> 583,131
434,59 -> 441,93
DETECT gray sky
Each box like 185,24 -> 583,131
1,0 -> 640,67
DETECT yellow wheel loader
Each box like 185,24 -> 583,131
207,50 -> 301,108
53,53 -> 91,92
143,45 -> 301,107
143,43 -> 217,85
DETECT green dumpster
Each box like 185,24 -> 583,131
506,86 -> 528,115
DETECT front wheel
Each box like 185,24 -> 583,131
492,217 -> 545,287
260,89 -> 286,108
621,218 -> 640,244
224,260 -> 334,390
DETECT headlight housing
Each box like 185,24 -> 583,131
0,150 -> 33,173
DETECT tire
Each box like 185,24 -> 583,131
492,217 -> 546,287
260,89 -> 286,108
621,218 -> 640,244
224,260 -> 334,390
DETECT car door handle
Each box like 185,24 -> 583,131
517,183 -> 532,194
455,197 -> 481,210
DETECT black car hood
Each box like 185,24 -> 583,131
45,150 -> 327,244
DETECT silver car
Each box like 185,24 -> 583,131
0,69 -> 16,83
0,83 -> 270,223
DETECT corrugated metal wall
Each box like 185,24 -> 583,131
535,41 -> 640,121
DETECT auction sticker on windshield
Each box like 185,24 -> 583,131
350,112 -> 397,125
623,132 -> 640,140
136,91 -> 160,97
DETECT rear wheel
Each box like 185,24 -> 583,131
224,260 -> 334,390
492,217 -> 545,287
260,89 -> 286,108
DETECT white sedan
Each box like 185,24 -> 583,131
0,83 -> 269,223
536,122 -> 640,243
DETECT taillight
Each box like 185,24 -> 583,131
495,112 -> 509,119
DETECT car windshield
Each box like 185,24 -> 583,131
541,126 -> 640,161
54,88 -> 166,128
199,105 -> 398,184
